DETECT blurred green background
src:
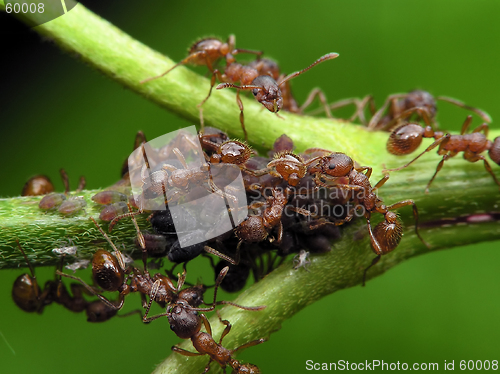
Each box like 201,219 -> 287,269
1,0 -> 500,373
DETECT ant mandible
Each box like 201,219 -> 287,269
384,115 -> 500,193
367,90 -> 492,131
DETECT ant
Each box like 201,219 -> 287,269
22,175 -> 54,196
367,90 -> 492,131
12,240 -> 128,322
140,36 -> 263,134
308,152 -> 430,285
12,239 -> 59,313
216,53 -> 339,140
170,309 -> 265,374
384,115 -> 500,193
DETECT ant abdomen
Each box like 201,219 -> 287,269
372,213 -> 403,255
235,216 -> 268,243
386,123 -> 425,155
488,137 -> 500,165
12,274 -> 43,312
92,250 -> 125,292
86,300 -> 118,323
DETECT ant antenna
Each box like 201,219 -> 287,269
277,53 -> 339,86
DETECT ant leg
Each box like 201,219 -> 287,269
198,69 -> 224,131
200,313 -> 212,335
425,154 -> 450,193
459,115 -> 473,135
437,96 -> 492,123
464,153 -> 500,190
355,166 -> 373,178
362,255 -> 381,287
471,123 -> 489,137
381,107 -> 433,132
216,310 -> 232,344
204,246 -> 237,265
299,88 -> 332,118
60,168 -> 70,194
367,94 -> 408,130
384,199 -> 430,248
383,135 -> 451,172
365,215 -> 384,256
171,346 -> 204,357
236,90 -> 248,142
140,51 -> 208,84
372,174 -> 390,191
76,176 -> 86,192
231,338 -> 266,355
56,270 -> 119,310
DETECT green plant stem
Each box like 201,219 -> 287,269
2,3 -> 500,374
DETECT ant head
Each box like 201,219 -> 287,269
316,152 -> 353,177
489,137 -> 500,165
178,285 -> 205,308
405,90 -> 437,119
251,75 -> 283,113
212,140 -> 252,165
268,152 -> 306,186
167,300 -> 202,339
234,363 -> 261,374
386,123 -> 425,155
373,213 -> 403,255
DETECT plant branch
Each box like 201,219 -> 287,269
2,3 -> 500,374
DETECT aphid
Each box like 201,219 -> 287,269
216,53 -> 339,140
308,152 -> 430,285
99,201 -> 129,221
22,175 -> 54,196
170,310 -> 265,374
367,90 -> 492,131
37,169 -> 86,211
39,193 -> 67,211
384,115 -> 500,192
92,191 -> 128,205
58,197 -> 87,216
293,250 -> 311,271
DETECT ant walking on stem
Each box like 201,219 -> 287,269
384,115 -> 500,193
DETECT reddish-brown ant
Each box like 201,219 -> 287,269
216,53 -> 339,140
384,115 -> 500,193
170,309 -> 265,374
308,152 -> 430,285
140,35 -> 262,84
140,36 -> 262,135
367,90 -> 492,131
